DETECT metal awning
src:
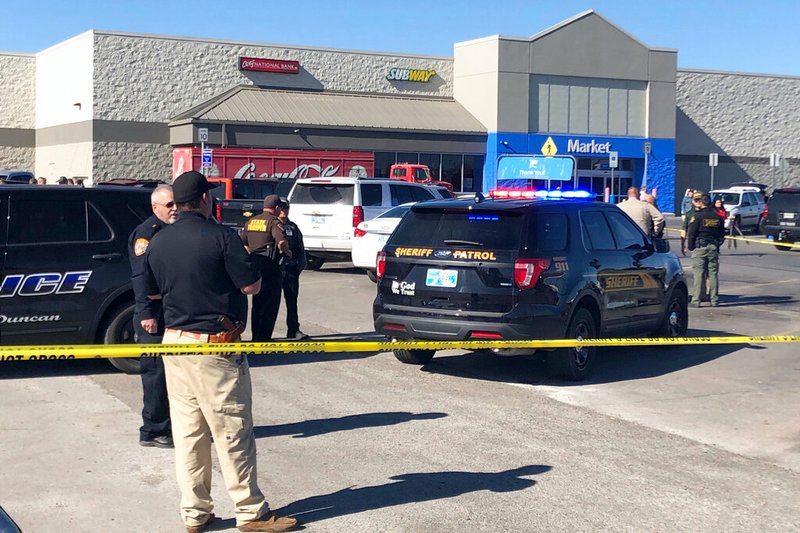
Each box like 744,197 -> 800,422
170,85 -> 486,134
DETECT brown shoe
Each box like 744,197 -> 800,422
186,513 -> 215,533
237,511 -> 298,532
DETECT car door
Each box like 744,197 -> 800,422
1,193 -> 120,344
579,210 -> 639,333
604,210 -> 666,329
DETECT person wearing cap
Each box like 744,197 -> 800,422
276,199 -> 308,340
143,171 -> 298,533
240,194 -> 292,342
129,184 -> 177,450
687,191 -> 726,308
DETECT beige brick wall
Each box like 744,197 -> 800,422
0,53 -> 35,128
92,32 -> 454,123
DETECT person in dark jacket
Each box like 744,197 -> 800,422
127,184 -> 177,448
240,194 -> 291,341
277,199 -> 309,340
687,191 -> 726,307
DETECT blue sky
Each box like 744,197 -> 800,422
2,0 -> 798,76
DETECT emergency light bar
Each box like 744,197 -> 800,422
489,189 -> 593,199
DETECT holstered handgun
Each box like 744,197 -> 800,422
214,315 -> 245,343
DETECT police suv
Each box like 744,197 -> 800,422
0,185 -> 152,373
372,191 -> 688,381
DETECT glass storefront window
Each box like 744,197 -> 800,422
419,153 -> 441,181
396,153 -> 419,165
441,154 -> 463,191
374,152 -> 395,178
463,155 -> 484,192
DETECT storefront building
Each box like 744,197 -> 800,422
1,10 -> 798,212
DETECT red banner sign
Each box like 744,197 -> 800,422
239,57 -> 300,74
172,148 -> 374,181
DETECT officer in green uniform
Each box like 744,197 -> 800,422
687,191 -> 726,307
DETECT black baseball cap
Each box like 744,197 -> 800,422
173,171 -> 216,203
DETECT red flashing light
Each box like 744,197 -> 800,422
489,189 -> 537,199
514,258 -> 551,289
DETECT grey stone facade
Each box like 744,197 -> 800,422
0,53 -> 35,170
676,69 -> 799,197
92,141 -> 173,182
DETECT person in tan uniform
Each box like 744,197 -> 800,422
617,186 -> 665,238
144,172 -> 297,533
240,194 -> 292,342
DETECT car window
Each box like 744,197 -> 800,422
209,184 -> 226,199
289,183 -> 355,205
606,211 -> 647,250
768,191 -> 800,211
392,167 -> 407,178
87,203 -> 113,241
715,192 -> 741,206
527,213 -> 568,252
390,184 -> 416,206
410,187 -> 435,202
9,200 -> 88,244
392,209 -> 523,250
413,168 -> 429,182
379,205 -> 412,219
580,211 -> 616,250
360,184 -> 383,207
232,181 -> 253,199
255,181 -> 277,199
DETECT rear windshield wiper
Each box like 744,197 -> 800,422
443,239 -> 484,246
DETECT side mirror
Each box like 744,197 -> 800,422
654,238 -> 670,254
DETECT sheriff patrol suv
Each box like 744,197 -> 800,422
372,193 -> 688,381
0,185 -> 152,373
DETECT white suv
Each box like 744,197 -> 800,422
709,186 -> 766,232
287,177 -> 449,269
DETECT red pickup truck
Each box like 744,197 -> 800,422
390,163 -> 454,192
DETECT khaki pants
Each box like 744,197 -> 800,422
162,330 -> 269,528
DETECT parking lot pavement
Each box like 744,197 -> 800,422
1,246 -> 799,532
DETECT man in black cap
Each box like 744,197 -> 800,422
128,184 -> 177,449
687,191 -> 726,308
240,194 -> 291,342
144,171 -> 298,533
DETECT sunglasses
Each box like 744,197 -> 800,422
156,201 -> 176,209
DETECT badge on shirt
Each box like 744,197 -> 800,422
133,238 -> 149,256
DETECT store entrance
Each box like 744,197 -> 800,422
576,157 -> 636,202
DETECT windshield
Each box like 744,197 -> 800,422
712,192 -> 742,206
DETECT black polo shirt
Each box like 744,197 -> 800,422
128,214 -> 166,321
144,211 -> 260,333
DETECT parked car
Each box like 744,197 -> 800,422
709,186 -> 765,232
0,170 -> 35,184
0,185 -> 152,373
373,195 -> 687,381
761,187 -> 800,251
287,177 -> 450,270
352,203 -> 415,281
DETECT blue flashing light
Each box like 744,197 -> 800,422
467,215 -> 500,221
562,190 -> 593,199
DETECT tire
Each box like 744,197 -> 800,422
547,308 -> 597,381
393,348 -> 435,365
102,302 -> 141,374
655,289 -> 688,339
776,242 -> 794,252
306,255 -> 325,271
366,270 -> 377,283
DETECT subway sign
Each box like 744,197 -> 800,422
386,68 -> 436,83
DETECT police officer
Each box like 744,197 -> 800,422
128,184 -> 176,448
241,194 -> 291,342
143,171 -> 297,533
687,191 -> 726,308
277,199 -> 308,340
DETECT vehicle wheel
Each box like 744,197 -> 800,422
306,255 -> 325,271
102,302 -> 141,374
366,270 -> 377,283
393,348 -> 435,365
655,289 -> 688,340
776,241 -> 794,252
547,308 -> 597,381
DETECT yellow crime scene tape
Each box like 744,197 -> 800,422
1,336 -> 799,362
664,227 -> 800,248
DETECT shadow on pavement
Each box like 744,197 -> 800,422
418,327 -> 751,386
254,411 -> 447,439
279,465 -> 552,525
715,294 -> 794,307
